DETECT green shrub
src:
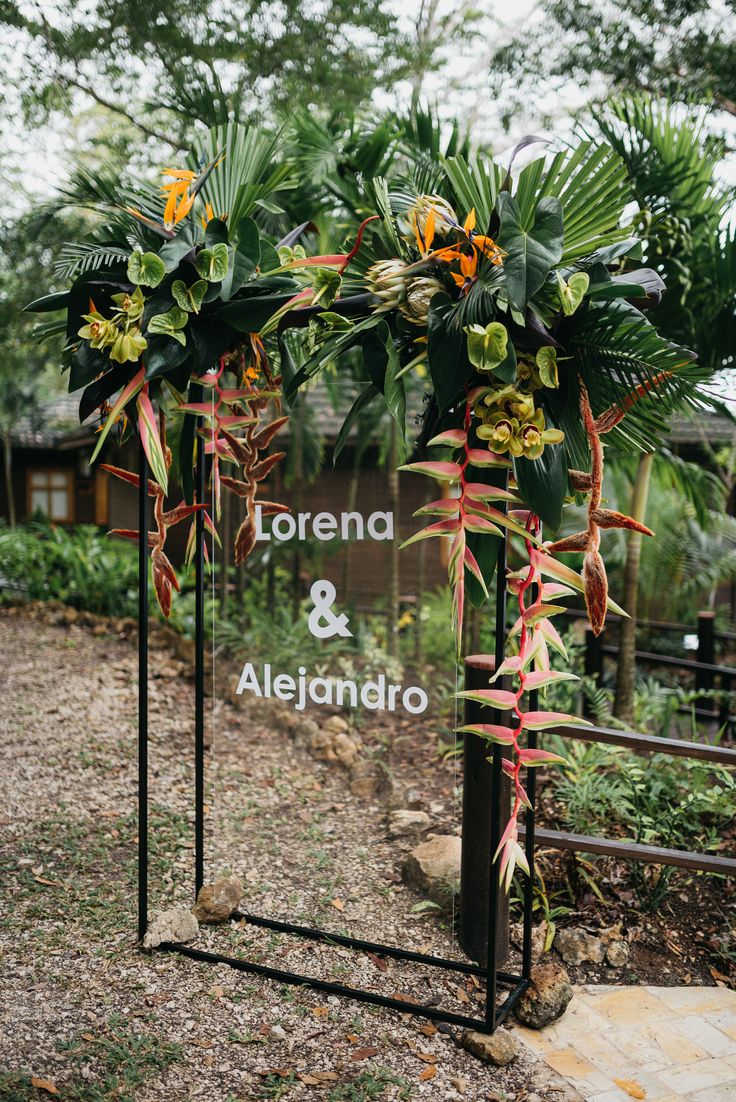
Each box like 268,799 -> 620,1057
0,521 -> 139,618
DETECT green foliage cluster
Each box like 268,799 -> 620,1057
0,522 -> 138,617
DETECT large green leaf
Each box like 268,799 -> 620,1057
221,217 -> 261,299
427,293 -> 473,411
362,322 -> 406,445
514,142 -> 630,264
497,194 -> 563,313
333,384 -> 379,464
513,442 -> 567,531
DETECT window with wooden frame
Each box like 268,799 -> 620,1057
27,469 -> 74,522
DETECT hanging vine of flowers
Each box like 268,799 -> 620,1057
28,121 -> 710,891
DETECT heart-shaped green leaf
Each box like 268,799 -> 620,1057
148,306 -> 188,346
497,193 -> 564,312
195,242 -> 229,282
127,250 -> 166,288
172,279 -> 208,314
557,271 -> 590,316
465,321 -> 509,373
536,346 -> 559,388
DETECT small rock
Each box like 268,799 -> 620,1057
323,714 -> 349,734
293,718 -> 320,746
450,1077 -> 468,1095
331,732 -> 360,768
605,939 -> 630,967
554,927 -> 605,966
387,809 -> 431,837
515,960 -> 573,1029
143,906 -> 199,949
349,759 -> 382,798
462,1027 -> 518,1065
270,1024 -> 287,1041
402,834 -> 460,907
510,920 -> 549,960
192,876 -> 244,923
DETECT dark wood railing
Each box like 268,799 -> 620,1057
519,721 -> 736,875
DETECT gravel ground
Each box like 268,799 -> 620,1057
0,607 -> 580,1102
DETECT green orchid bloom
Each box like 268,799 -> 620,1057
111,286 -> 145,322
476,412 -> 522,455
109,326 -> 148,363
78,312 -> 118,349
518,409 -> 565,459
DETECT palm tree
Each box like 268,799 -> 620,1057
593,96 -> 736,722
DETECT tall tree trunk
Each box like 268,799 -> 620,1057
387,422 -> 401,658
614,452 -> 654,724
219,489 -> 232,617
291,398 -> 305,622
2,430 -> 16,528
341,446 -> 362,600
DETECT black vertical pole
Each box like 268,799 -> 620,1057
522,529 -> 541,980
485,528 -> 507,1032
137,437 -> 149,944
194,387 -> 206,898
459,655 -> 511,968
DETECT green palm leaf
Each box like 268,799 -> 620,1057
190,123 -> 296,226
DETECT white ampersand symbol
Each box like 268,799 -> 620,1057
307,580 -> 353,639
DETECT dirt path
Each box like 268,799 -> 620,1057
0,608 -> 579,1102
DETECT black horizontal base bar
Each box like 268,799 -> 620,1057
158,940 -> 528,1033
233,910 -> 520,983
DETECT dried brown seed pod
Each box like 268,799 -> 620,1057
590,508 -> 654,536
583,549 -> 608,636
547,530 -> 595,553
569,469 -> 593,492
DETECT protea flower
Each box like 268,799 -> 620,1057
366,258 -> 409,310
399,276 -> 444,326
406,194 -> 457,240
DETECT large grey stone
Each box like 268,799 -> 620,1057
143,906 -> 199,949
555,927 -> 605,966
387,809 -> 430,837
515,960 -> 573,1028
402,834 -> 460,905
462,1027 -> 519,1065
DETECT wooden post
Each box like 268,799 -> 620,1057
584,626 -> 604,718
459,655 -> 510,967
696,611 -> 716,715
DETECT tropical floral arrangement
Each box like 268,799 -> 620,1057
27,122 -> 707,887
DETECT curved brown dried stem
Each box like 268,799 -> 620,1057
547,383 -> 654,635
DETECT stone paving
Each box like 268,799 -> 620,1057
516,984 -> 736,1101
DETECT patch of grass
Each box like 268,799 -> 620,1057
58,1014 -> 182,1100
327,1068 -> 411,1101
0,1015 -> 182,1101
257,1070 -> 298,1100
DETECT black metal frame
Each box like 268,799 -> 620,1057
137,433 -> 537,1033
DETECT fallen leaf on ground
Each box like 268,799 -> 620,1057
350,1047 -> 379,1061
710,965 -> 730,984
331,898 -> 345,911
420,1065 -> 437,1081
257,1068 -> 292,1078
418,1023 -> 437,1037
613,1079 -> 646,1099
30,1080 -> 58,1095
413,1051 -> 437,1063
312,1006 -> 329,1019
366,951 -> 388,971
34,876 -> 61,887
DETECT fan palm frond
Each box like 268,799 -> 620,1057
190,122 -> 296,225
